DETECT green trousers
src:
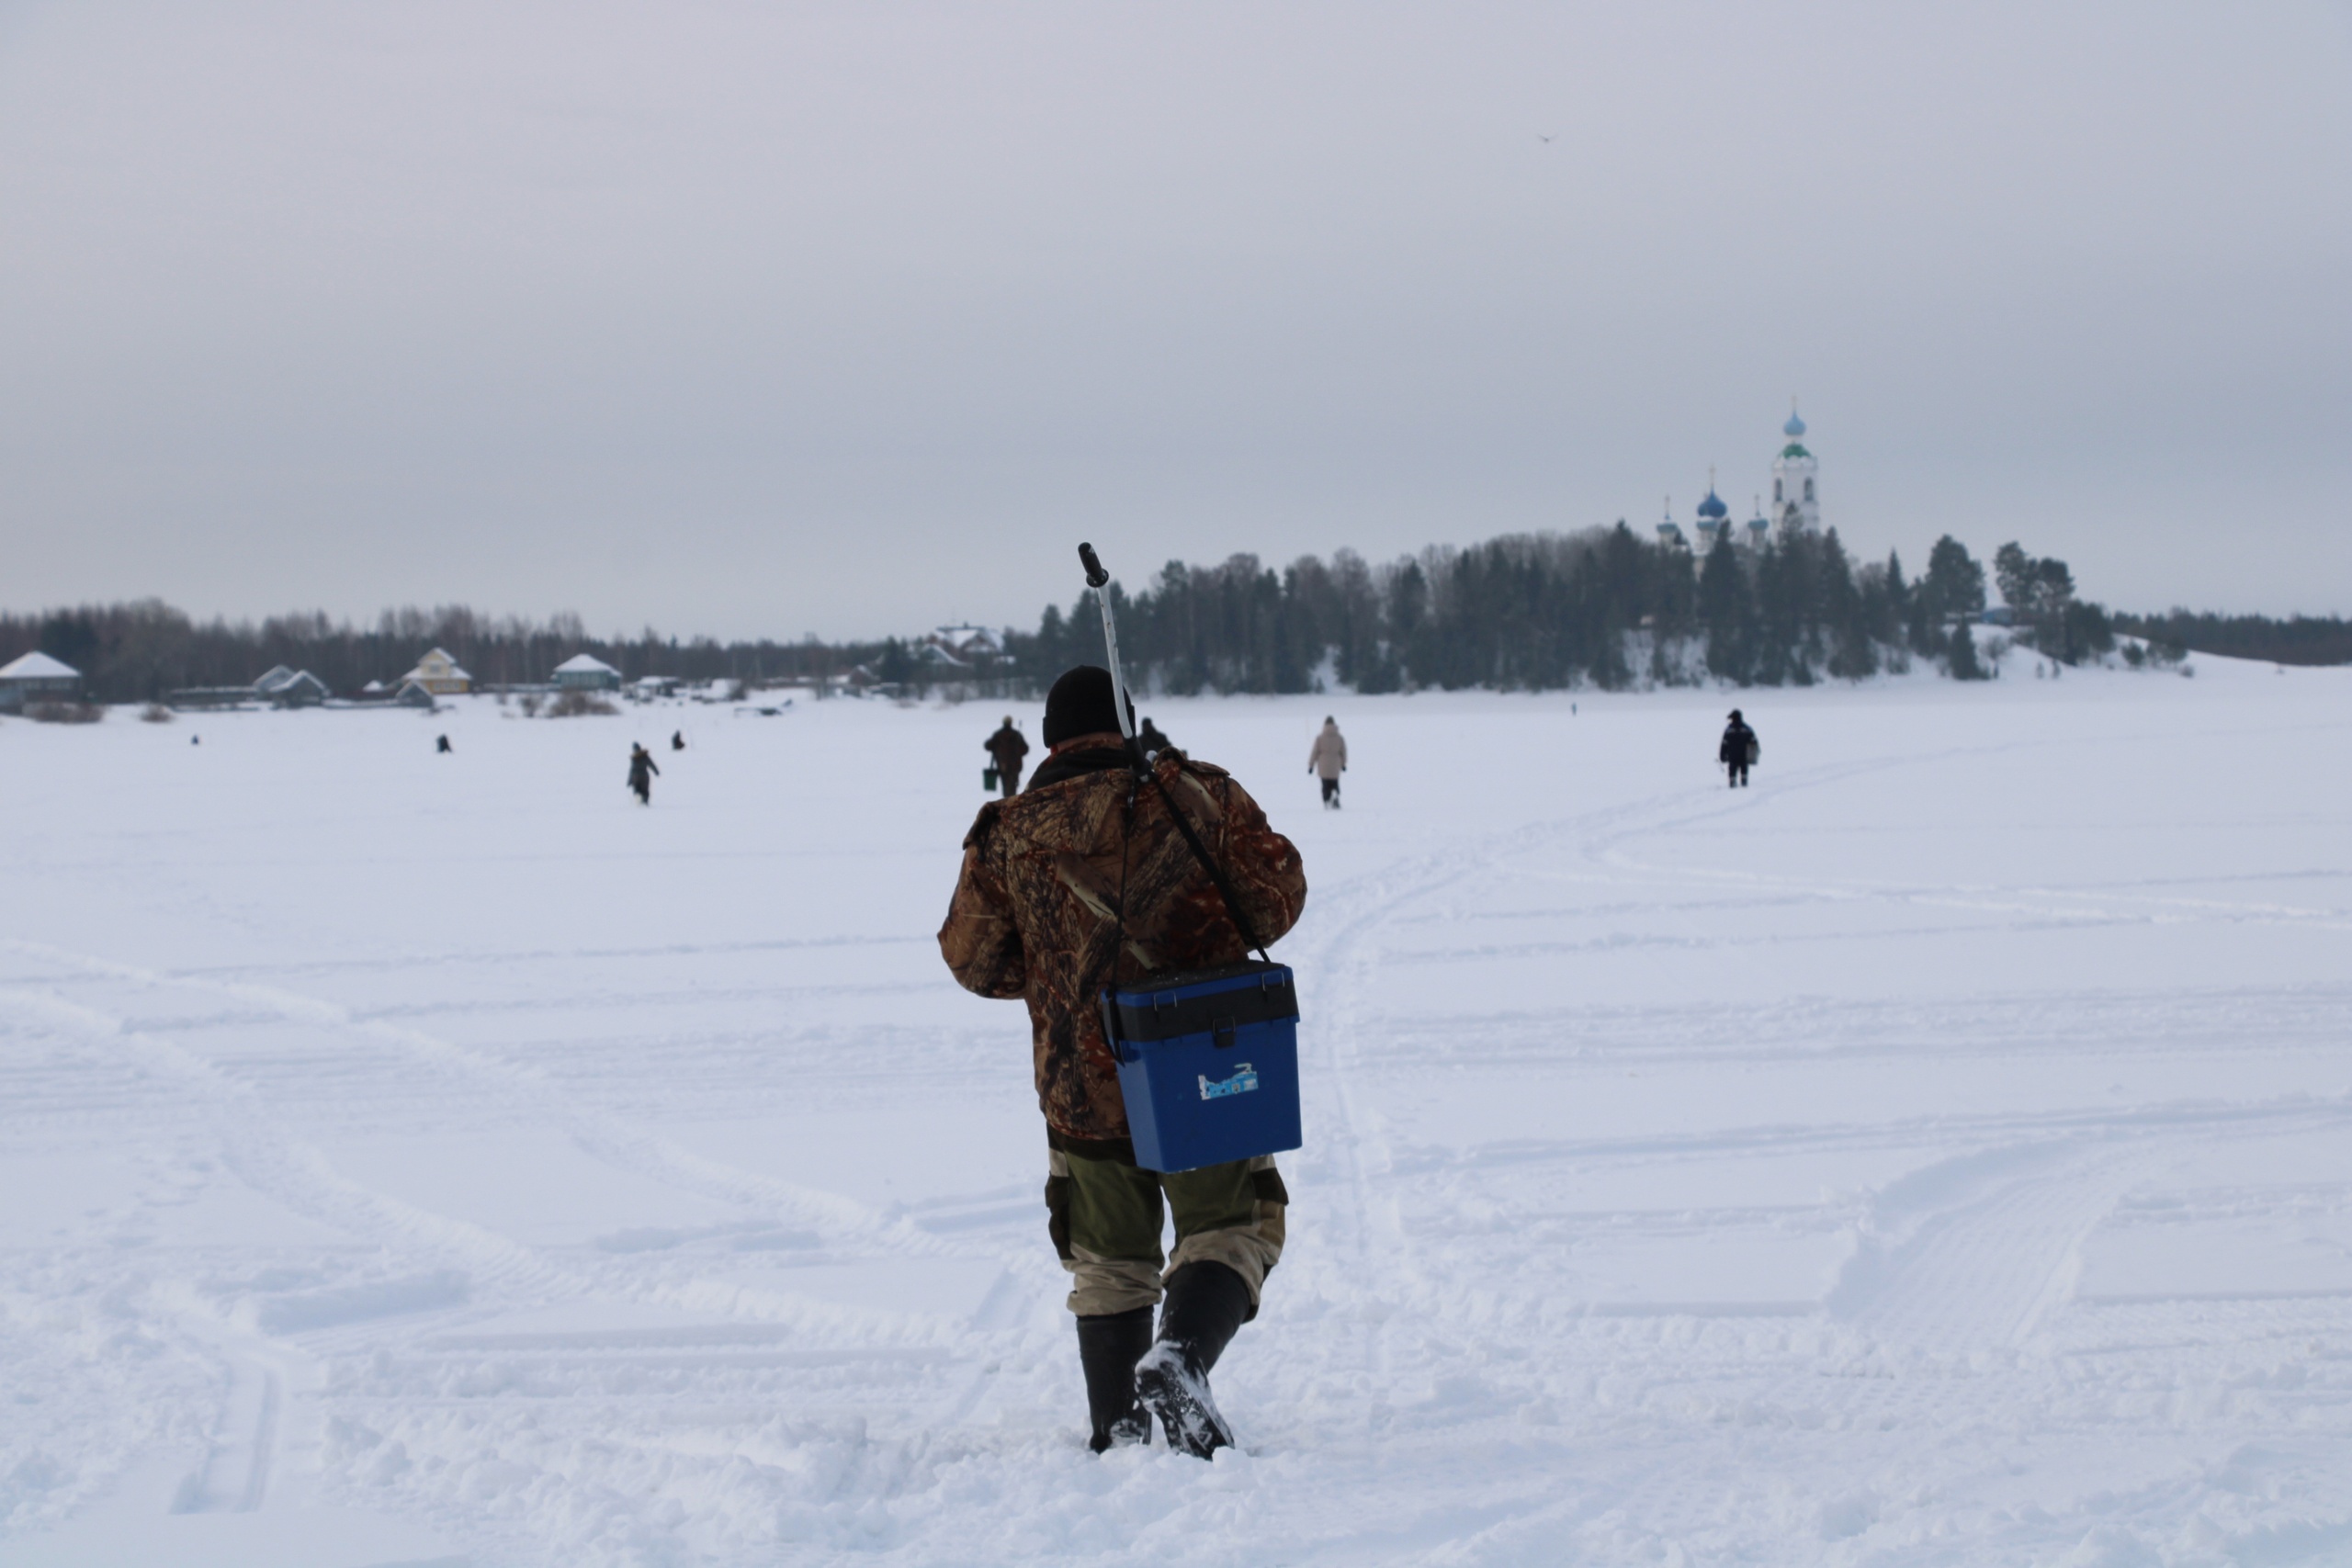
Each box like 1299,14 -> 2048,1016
1046,1147 -> 1288,1317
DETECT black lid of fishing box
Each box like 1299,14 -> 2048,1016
1103,960 -> 1298,1043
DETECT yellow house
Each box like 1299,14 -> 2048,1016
401,647 -> 472,695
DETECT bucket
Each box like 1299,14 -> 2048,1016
1101,960 -> 1302,1173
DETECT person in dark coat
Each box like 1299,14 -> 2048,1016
628,742 -> 660,805
984,716 -> 1030,799
941,666 -> 1306,1460
436,734 -> 452,754
671,730 -> 685,750
1719,710 -> 1758,787
1137,716 -> 1172,756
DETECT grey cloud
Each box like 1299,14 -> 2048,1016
2,1 -> 2346,636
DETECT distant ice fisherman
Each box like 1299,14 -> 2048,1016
1720,710 -> 1758,787
628,742 -> 660,805
1308,716 -> 1347,808
983,716 -> 1029,798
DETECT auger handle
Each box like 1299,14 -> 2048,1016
1079,542 -> 1109,589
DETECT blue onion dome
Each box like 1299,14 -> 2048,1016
1696,490 -> 1729,520
1783,406 -> 1806,438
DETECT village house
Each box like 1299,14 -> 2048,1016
254,666 -> 331,707
552,653 -> 623,692
924,624 -> 1004,663
401,647 -> 472,695
0,651 -> 81,712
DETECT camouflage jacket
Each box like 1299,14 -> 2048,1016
938,737 -> 1307,1146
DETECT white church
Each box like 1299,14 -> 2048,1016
1661,402 -> 1820,558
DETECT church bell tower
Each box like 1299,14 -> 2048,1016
1769,400 -> 1819,533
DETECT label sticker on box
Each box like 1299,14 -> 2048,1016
1199,1064 -> 1259,1100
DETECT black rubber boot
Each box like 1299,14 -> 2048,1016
1075,1305 -> 1153,1453
1136,1261 -> 1253,1458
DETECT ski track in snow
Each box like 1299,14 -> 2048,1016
4,663 -> 2352,1565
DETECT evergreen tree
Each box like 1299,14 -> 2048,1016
1948,620 -> 1986,680
1864,551 -> 1911,672
1389,559 -> 1432,690
2064,600 -> 2115,660
1819,528 -> 1877,680
1902,547 -> 1941,657
1748,542 -> 1792,685
1921,536 -> 1987,621
1993,542 -> 2039,621
1919,536 -> 1987,673
1698,530 -> 1752,683
1996,540 -> 2084,663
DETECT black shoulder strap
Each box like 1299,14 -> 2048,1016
1134,746 -> 1271,961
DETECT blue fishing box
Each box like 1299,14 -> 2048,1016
1101,960 -> 1302,1174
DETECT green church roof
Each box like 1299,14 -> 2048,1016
1779,443 -> 1812,460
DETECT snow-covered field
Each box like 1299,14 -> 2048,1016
4,652 -> 2349,1567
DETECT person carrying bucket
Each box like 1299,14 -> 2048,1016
939,613 -> 1306,1458
984,715 -> 1030,798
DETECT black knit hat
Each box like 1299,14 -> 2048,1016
1043,665 -> 1133,746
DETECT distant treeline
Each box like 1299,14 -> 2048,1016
970,525 -> 2117,695
2110,610 -> 2352,668
8,528 -> 2341,707
0,601 -> 879,706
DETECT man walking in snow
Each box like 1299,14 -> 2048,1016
984,716 -> 1030,799
1308,716 -> 1347,808
939,666 -> 1307,1458
628,741 -> 660,805
1720,709 -> 1758,788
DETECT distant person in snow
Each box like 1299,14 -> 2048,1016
1720,710 -> 1758,788
436,734 -> 452,754
984,716 -> 1030,799
628,742 -> 660,805
939,665 -> 1306,1460
671,730 -> 685,751
1308,716 -> 1347,808
1136,716 -> 1172,756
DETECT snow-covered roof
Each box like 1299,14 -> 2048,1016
402,648 -> 471,680
934,624 -> 1003,654
0,651 -> 79,680
554,653 -> 621,676
254,665 -> 300,692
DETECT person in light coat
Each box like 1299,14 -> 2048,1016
1308,716 -> 1347,808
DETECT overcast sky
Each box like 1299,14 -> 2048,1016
4,2 -> 2347,639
